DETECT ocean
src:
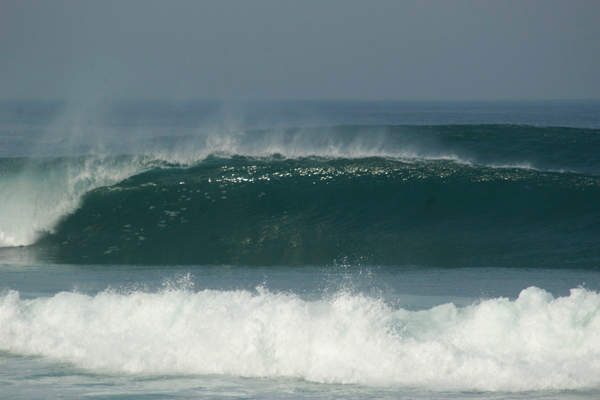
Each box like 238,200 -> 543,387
1,100 -> 599,399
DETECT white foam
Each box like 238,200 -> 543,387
1,286 -> 599,391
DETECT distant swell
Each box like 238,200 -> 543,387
1,285 -> 600,390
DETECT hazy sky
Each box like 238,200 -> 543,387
2,0 -> 599,100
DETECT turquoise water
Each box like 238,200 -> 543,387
1,100 -> 600,399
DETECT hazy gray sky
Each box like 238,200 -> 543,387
1,0 -> 599,100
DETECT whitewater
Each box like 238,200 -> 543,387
1,100 -> 600,399
2,284 -> 600,391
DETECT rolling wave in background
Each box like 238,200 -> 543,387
1,125 -> 598,268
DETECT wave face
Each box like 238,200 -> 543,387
1,125 -> 599,268
1,285 -> 600,391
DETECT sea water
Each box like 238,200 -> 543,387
1,100 -> 599,399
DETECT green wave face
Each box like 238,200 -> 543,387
23,156 -> 598,268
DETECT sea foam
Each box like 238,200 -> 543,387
1,286 -> 599,391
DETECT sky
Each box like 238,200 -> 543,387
1,0 -> 599,101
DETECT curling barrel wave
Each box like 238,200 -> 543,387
11,156 -> 600,268
1,125 -> 599,268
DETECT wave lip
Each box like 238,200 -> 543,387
1,286 -> 600,391
0,156 -> 147,248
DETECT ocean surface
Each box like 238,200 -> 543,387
1,100 -> 599,399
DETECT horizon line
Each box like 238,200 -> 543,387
1,97 -> 600,103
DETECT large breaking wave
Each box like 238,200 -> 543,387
1,125 -> 599,267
